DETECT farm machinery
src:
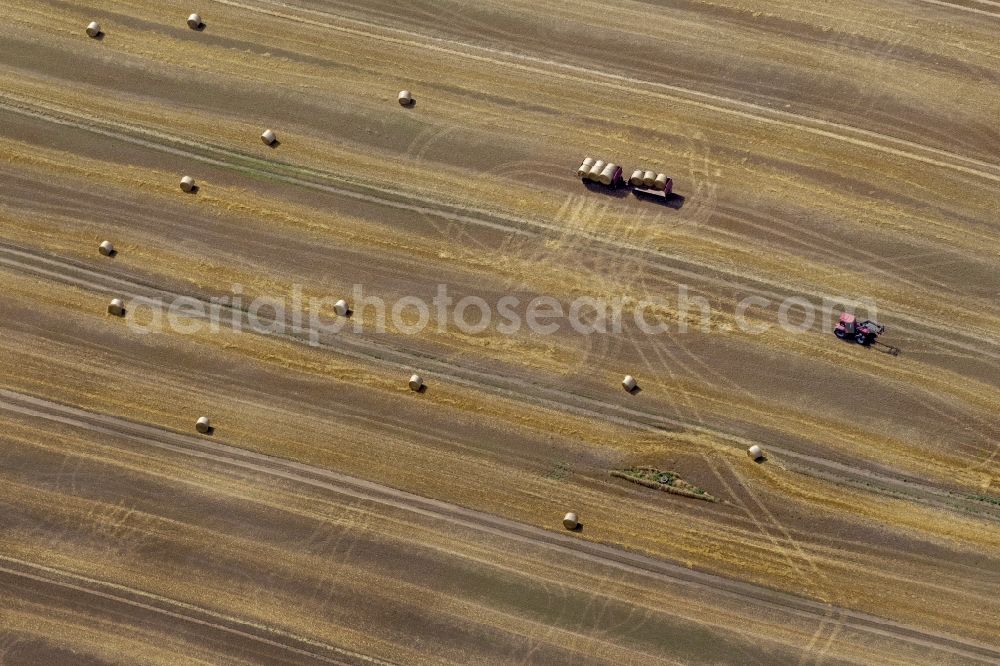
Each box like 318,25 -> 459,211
834,313 -> 885,346
577,157 -> 673,196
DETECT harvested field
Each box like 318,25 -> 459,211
0,0 -> 998,663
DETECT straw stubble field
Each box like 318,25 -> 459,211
0,0 -> 998,663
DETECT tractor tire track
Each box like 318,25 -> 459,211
0,556 -> 387,666
2,93 -> 997,359
910,0 -> 1000,18
1,244 -> 996,519
2,389 -> 999,664
211,0 -> 1000,183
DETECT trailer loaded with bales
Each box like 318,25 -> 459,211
577,157 -> 673,196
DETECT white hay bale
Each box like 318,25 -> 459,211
408,373 -> 424,391
747,445 -> 764,460
577,158 -> 596,178
334,299 -> 349,316
654,173 -> 668,191
588,160 -> 606,181
180,175 -> 196,192
107,298 -> 125,316
598,163 -> 618,185
629,169 -> 644,187
99,240 -> 115,257
261,128 -> 277,145
398,90 -> 413,106
187,13 -> 203,29
622,375 -> 637,392
86,21 -> 101,38
562,512 -> 579,530
196,416 -> 211,434
642,170 -> 656,187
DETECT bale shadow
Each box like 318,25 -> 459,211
193,22 -> 206,32
582,180 -> 629,199
266,139 -> 281,149
626,385 -> 642,395
91,31 -> 105,41
633,189 -> 685,209
185,184 -> 200,194
664,192 -> 685,209
753,456 -> 767,464
105,249 -> 118,258
400,99 -> 416,108
570,522 -> 584,533
415,384 -> 427,394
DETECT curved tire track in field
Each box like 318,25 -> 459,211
212,0 -> 1000,183
2,243 -> 996,518
910,0 -> 1000,18
1,389 -> 999,664
0,556 -> 386,666
1,93 -> 997,360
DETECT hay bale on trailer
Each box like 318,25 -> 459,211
562,512 -> 579,530
629,169 -> 644,187
98,241 -> 115,257
577,157 -> 596,178
196,416 -> 212,434
107,298 -> 125,316
587,160 -> 606,181
598,163 -> 618,186
654,173 -> 669,191
86,22 -> 102,38
187,13 -> 203,30
408,374 -> 424,391
642,170 -> 656,187
261,128 -> 277,145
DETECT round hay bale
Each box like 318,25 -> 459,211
398,90 -> 413,106
261,128 -> 277,145
599,163 -> 618,185
653,173 -> 668,191
642,170 -> 656,187
408,373 -> 424,391
187,13 -> 203,29
629,169 -> 645,187
99,240 -> 115,257
107,298 -> 125,317
588,160 -> 606,181
334,299 -> 349,317
86,21 -> 101,38
195,416 -> 211,434
577,158 -> 596,178
180,175 -> 196,192
747,445 -> 764,460
562,512 -> 579,530
622,375 -> 637,392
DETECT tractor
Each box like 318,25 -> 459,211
834,313 -> 885,346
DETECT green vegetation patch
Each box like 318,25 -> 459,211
611,467 -> 716,502
967,494 -> 1000,507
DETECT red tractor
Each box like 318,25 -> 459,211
834,313 -> 885,346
